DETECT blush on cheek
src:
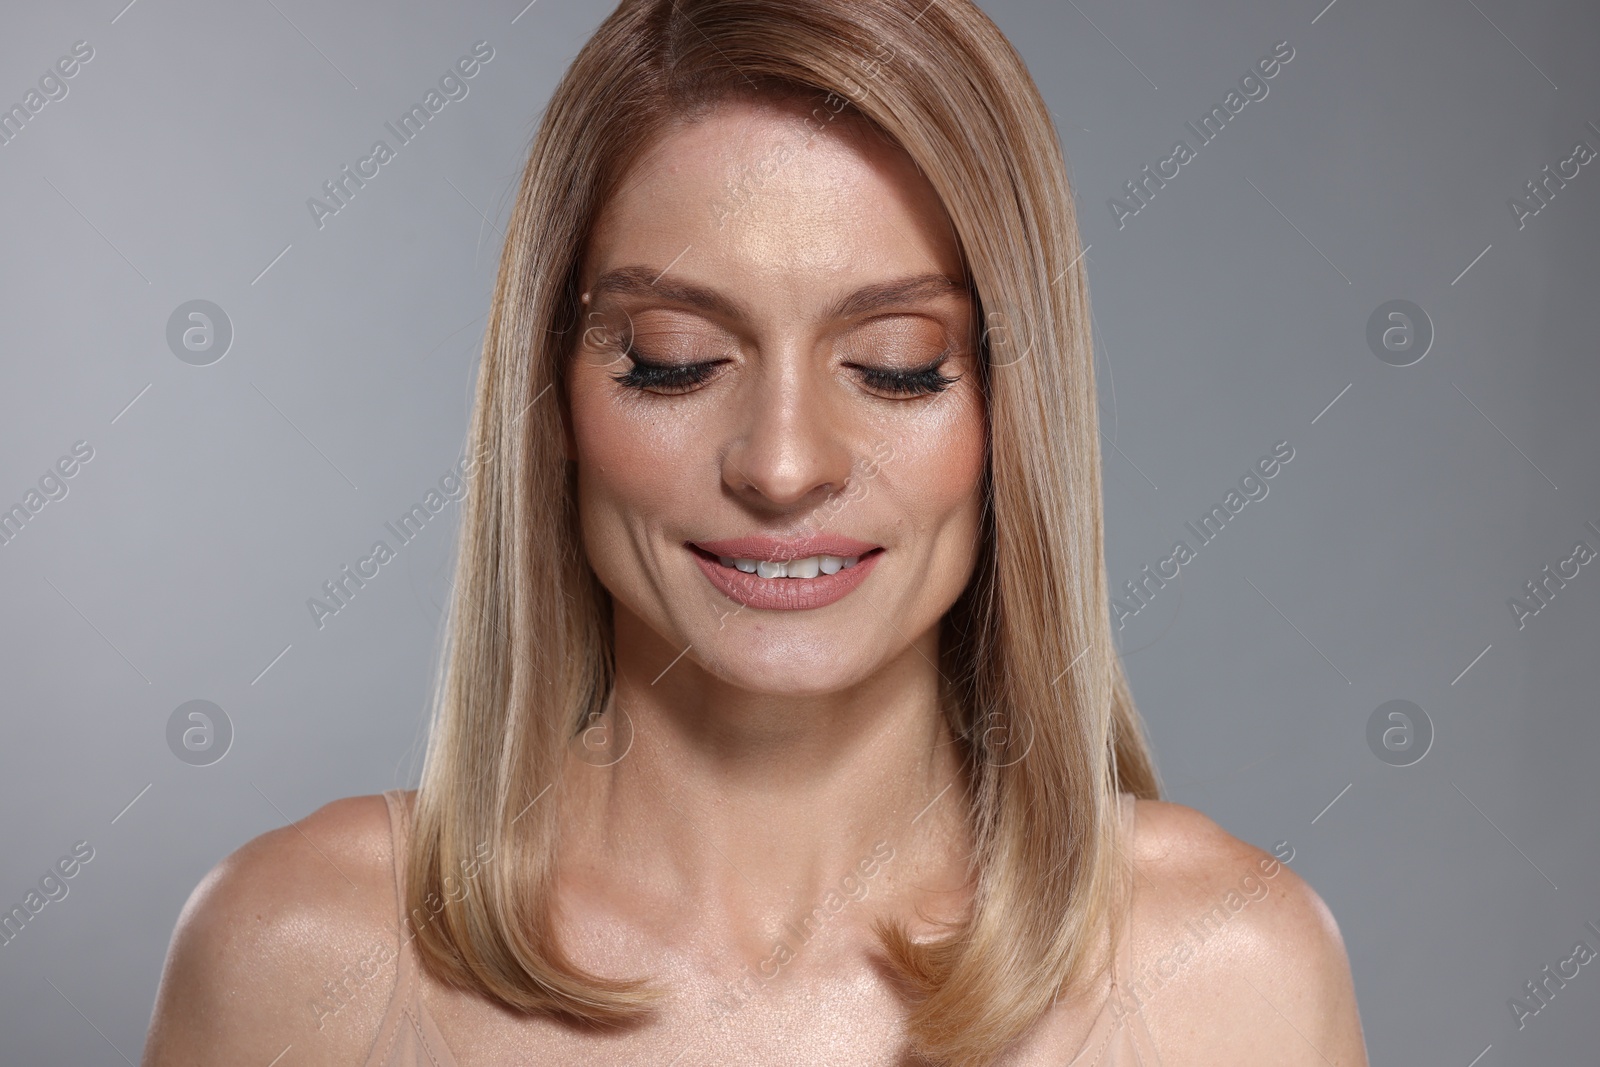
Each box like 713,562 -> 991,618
874,400 -> 987,600
568,377 -> 706,598
569,367 -> 694,495
573,400 -> 702,514
898,395 -> 987,513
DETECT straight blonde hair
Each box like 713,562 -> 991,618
406,1 -> 1161,1063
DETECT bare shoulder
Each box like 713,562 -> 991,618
1121,798 -> 1368,1064
140,791 -> 411,1067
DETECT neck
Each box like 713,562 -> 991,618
555,607 -> 973,953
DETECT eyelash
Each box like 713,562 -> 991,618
611,347 -> 958,397
610,347 -> 721,392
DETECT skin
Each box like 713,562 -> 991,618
140,98 -> 1368,1065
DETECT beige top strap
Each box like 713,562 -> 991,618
379,790 -> 422,995
1114,791 -> 1137,985
382,790 -> 409,916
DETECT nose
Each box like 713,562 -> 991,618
721,355 -> 856,513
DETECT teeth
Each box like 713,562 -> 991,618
719,553 -> 862,578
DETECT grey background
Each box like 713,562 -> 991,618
1,0 -> 1595,1062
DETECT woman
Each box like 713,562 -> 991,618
142,1 -> 1366,1063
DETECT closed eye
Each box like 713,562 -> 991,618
850,354 -> 959,397
610,346 -> 727,393
610,347 -> 959,397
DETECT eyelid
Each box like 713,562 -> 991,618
848,314 -> 923,339
610,335 -> 959,397
844,346 -> 954,374
588,301 -> 744,353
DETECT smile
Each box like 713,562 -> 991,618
718,554 -> 860,578
687,537 -> 883,610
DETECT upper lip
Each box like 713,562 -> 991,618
689,535 -> 881,560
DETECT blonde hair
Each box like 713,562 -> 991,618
406,1 -> 1161,1063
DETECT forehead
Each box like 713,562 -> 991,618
582,98 -> 969,321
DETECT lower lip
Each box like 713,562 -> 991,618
690,549 -> 883,611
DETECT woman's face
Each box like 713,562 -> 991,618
568,97 -> 987,696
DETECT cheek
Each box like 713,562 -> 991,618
876,395 -> 985,579
568,376 -> 701,560
889,393 -> 987,539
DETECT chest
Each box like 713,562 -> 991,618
421,968 -> 909,1065
415,961 -> 1122,1066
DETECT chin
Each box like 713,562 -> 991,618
688,621 -> 886,697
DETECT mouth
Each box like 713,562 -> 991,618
686,538 -> 885,611
696,548 -> 869,578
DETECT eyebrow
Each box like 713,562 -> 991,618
588,266 -> 971,323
